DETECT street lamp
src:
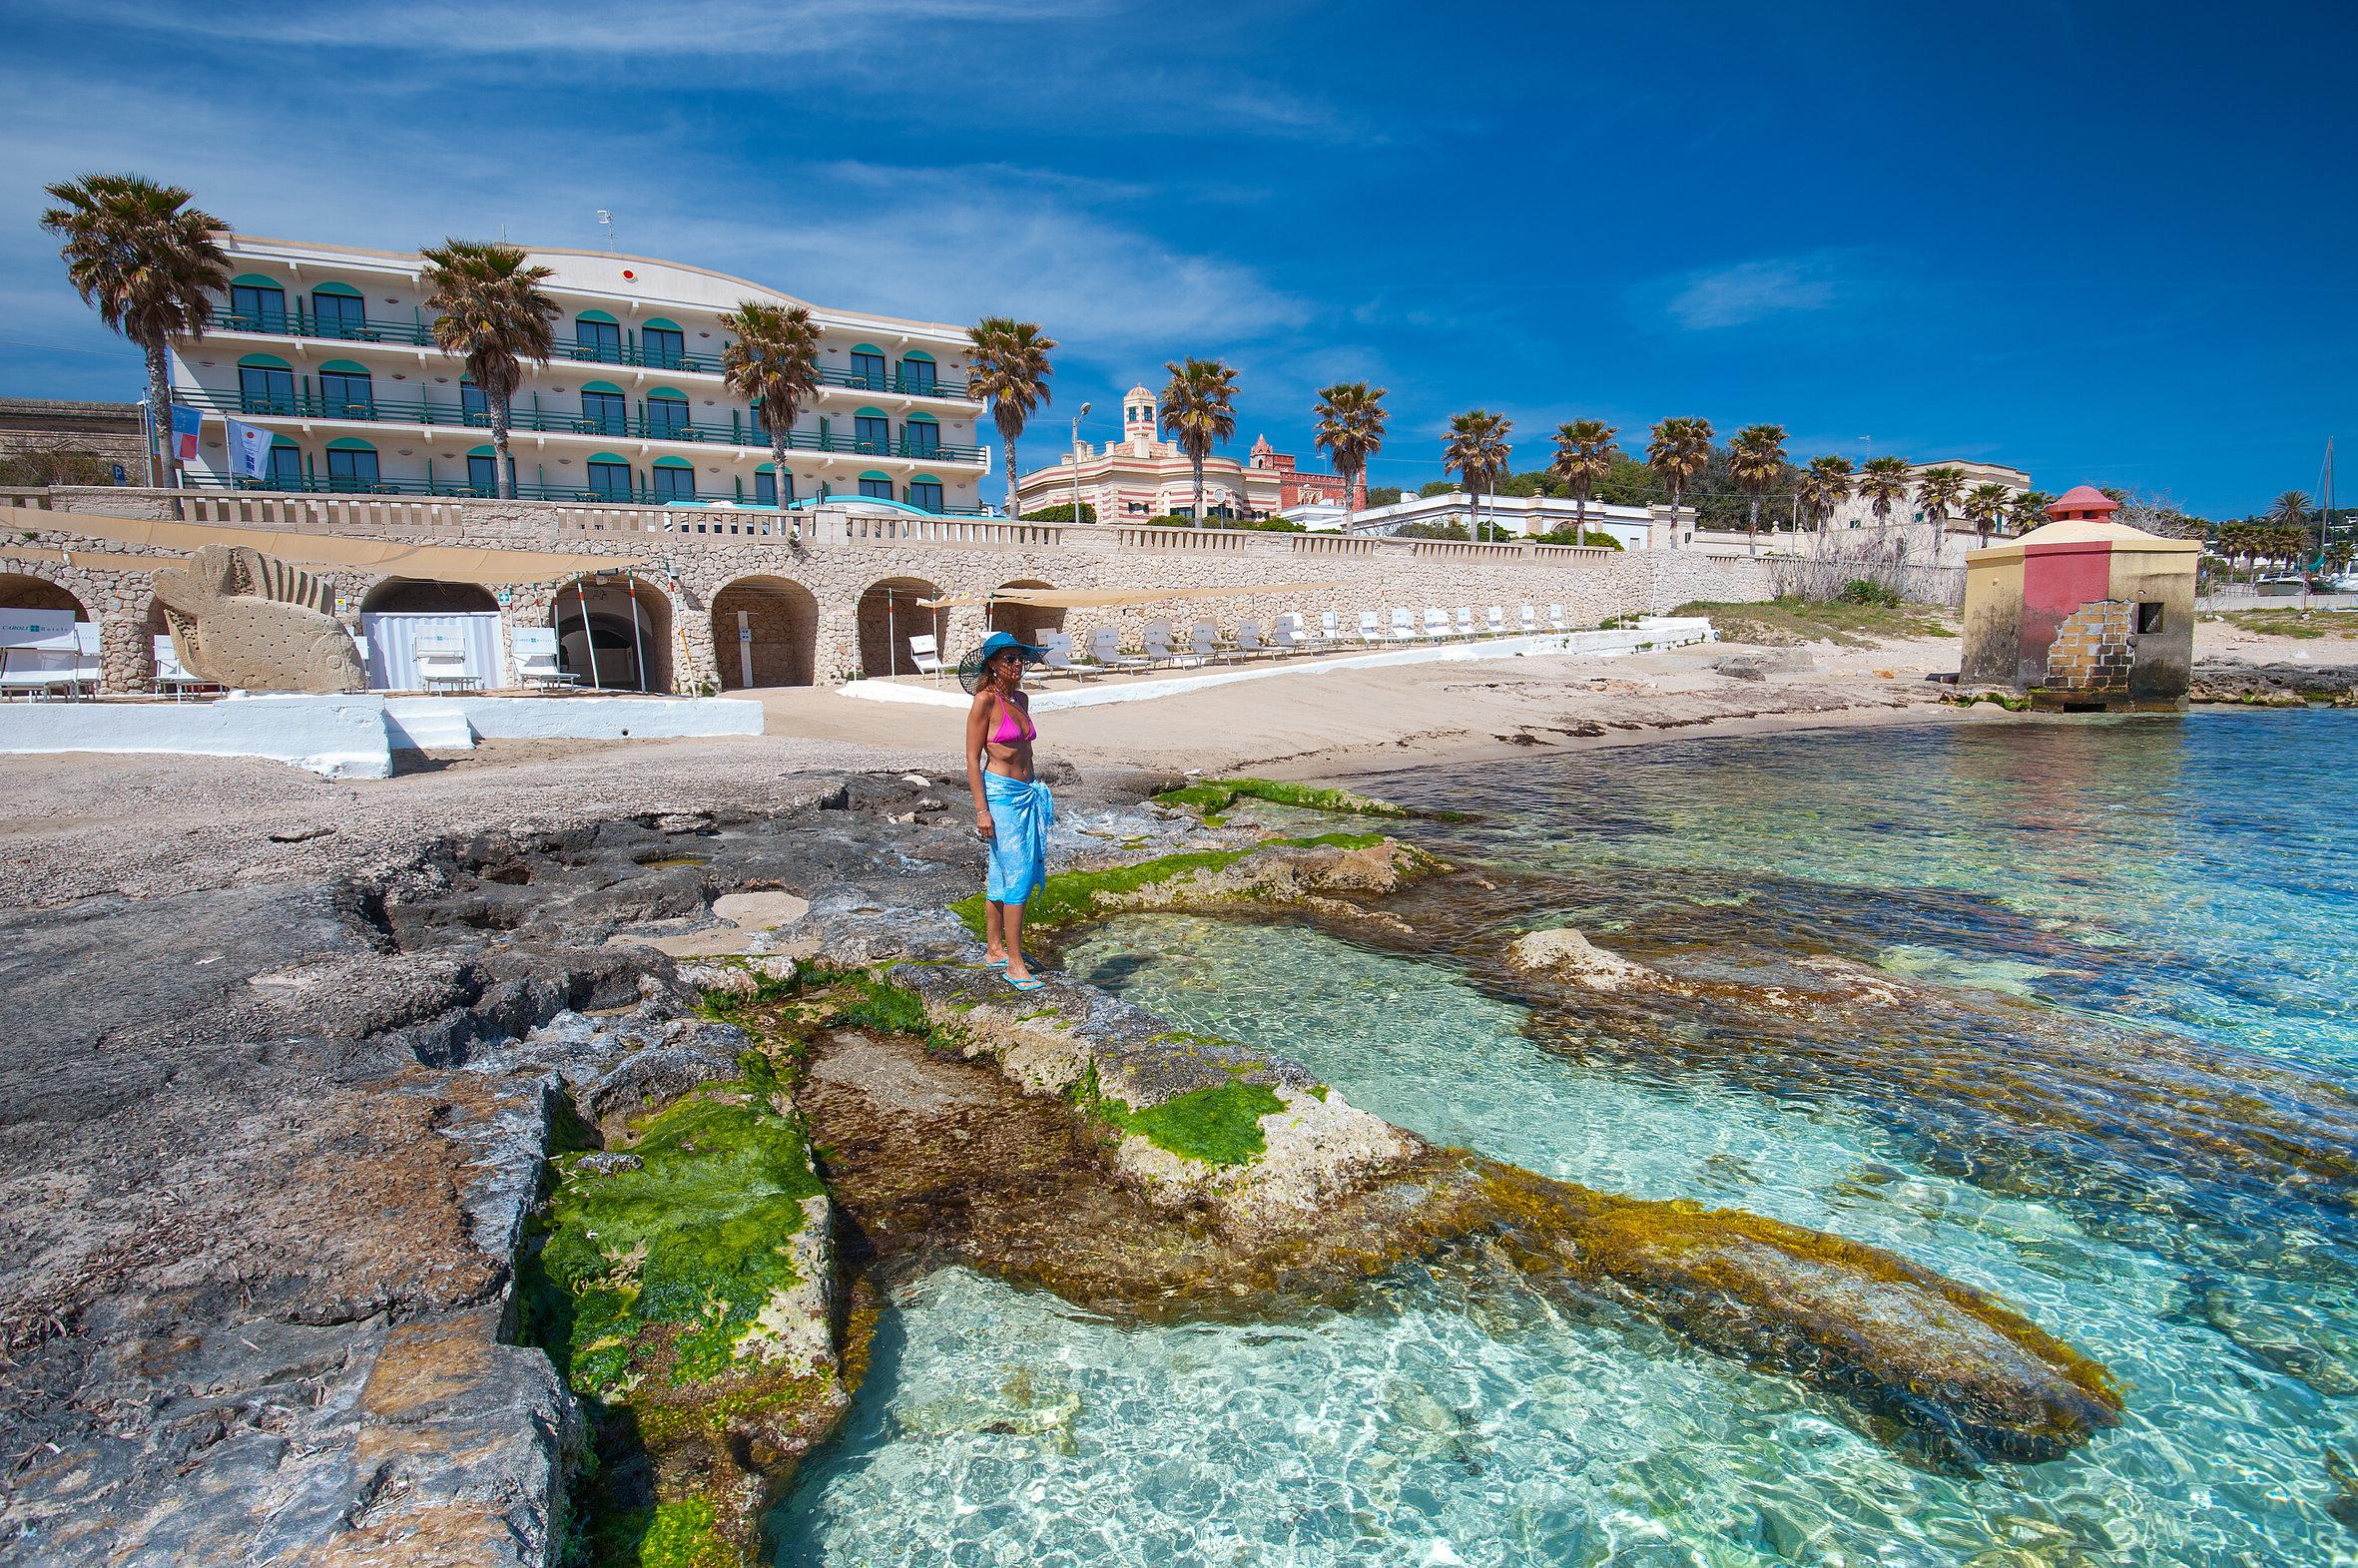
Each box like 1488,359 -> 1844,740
1069,401 -> 1091,524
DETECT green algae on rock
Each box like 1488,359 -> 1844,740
524,1034 -> 843,1568
948,832 -> 1436,936
1152,777 -> 1414,824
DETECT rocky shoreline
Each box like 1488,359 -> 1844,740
0,767 -> 2124,1567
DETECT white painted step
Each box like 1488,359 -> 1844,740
382,700 -> 478,752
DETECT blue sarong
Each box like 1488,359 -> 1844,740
983,772 -> 1054,905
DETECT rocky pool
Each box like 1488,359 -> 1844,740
777,711 -> 2358,1565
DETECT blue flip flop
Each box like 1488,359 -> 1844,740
1006,975 -> 1045,992
983,957 -> 1009,969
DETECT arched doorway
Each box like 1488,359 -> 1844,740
989,579 -> 1064,644
856,577 -> 946,680
551,575 -> 675,692
361,578 -> 499,615
710,576 -> 818,689
1,573 -> 92,693
360,578 -> 505,690
0,573 -> 89,620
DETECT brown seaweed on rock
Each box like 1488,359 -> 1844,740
832,944 -> 2123,1468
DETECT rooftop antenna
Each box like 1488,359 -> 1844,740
595,210 -> 616,251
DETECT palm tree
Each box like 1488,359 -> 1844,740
1443,410 -> 1513,537
1160,357 -> 1239,525
41,174 -> 230,507
1312,381 -> 1388,518
1549,418 -> 1619,543
419,241 -> 559,500
2010,490 -> 2052,539
967,317 -> 1055,516
718,301 -> 822,508
1965,482 -> 2012,546
1857,456 -> 1913,547
1727,423 -> 1788,557
2271,490 -> 2314,568
1914,465 -> 1966,562
1795,455 -> 1854,551
1645,417 -> 1714,534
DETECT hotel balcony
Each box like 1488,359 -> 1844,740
206,309 -> 977,401
173,385 -> 988,465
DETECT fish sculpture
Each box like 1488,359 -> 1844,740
151,545 -> 364,693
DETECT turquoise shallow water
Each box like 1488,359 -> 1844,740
779,711 -> 2358,1566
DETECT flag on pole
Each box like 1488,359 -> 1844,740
225,417 -> 274,481
169,403 -> 203,461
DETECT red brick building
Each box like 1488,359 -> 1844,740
1247,434 -> 1361,510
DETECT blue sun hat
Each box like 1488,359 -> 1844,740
958,630 -> 1046,693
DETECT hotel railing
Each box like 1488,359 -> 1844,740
216,311 -> 973,397
168,473 -> 990,513
173,388 -> 983,461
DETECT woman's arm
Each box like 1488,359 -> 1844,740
965,690 -> 994,839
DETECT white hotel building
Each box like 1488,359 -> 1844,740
167,237 -> 990,514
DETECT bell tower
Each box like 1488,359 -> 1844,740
1123,384 -> 1156,449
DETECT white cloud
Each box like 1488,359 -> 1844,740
1660,255 -> 1849,330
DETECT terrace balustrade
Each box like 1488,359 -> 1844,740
215,310 -> 972,397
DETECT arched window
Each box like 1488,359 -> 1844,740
651,455 -> 696,502
906,473 -> 944,513
237,353 -> 295,414
642,316 -> 685,369
902,413 -> 940,458
311,281 -> 366,338
853,406 -> 889,455
849,342 -> 886,390
580,381 -> 627,436
898,348 -> 936,395
324,436 -> 379,492
753,462 -> 792,507
466,444 -> 499,495
575,309 -> 621,363
857,469 -> 893,500
585,451 -> 632,500
316,359 -> 374,419
647,386 -> 691,439
230,273 -> 287,331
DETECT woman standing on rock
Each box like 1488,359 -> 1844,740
963,631 -> 1052,990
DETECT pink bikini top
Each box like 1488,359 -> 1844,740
990,695 -> 1035,745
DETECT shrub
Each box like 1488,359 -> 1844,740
1531,526 -> 1623,550
1837,578 -> 1904,607
0,449 -> 120,487
1020,501 -> 1096,524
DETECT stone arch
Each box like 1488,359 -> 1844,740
0,572 -> 90,620
989,579 -> 1064,642
710,575 -> 818,690
360,577 -> 500,615
856,576 -> 946,679
550,574 -> 676,692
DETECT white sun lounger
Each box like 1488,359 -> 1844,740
1545,603 -> 1570,633
1454,606 -> 1480,639
1357,610 -> 1385,646
1087,627 -> 1150,673
1145,624 -> 1204,669
413,634 -> 480,695
907,633 -> 946,681
1518,605 -> 1540,634
1484,606 -> 1509,636
1189,620 -> 1226,663
1422,608 -> 1455,641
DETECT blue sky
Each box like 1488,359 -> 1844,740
1,0 -> 2350,517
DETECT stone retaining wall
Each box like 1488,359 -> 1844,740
2,487 -> 1777,694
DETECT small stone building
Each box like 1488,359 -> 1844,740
1959,485 -> 2198,709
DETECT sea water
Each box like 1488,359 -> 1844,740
778,712 -> 2358,1566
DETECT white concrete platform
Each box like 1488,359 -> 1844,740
0,692 -> 765,779
841,619 -> 1715,712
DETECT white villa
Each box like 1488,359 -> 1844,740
167,237 -> 991,514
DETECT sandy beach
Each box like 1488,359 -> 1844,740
4,612 -> 2327,909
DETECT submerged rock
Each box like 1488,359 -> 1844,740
1505,926 -> 1664,992
844,956 -> 2123,1466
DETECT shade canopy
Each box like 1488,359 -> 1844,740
29,510 -> 650,585
914,582 -> 1345,610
